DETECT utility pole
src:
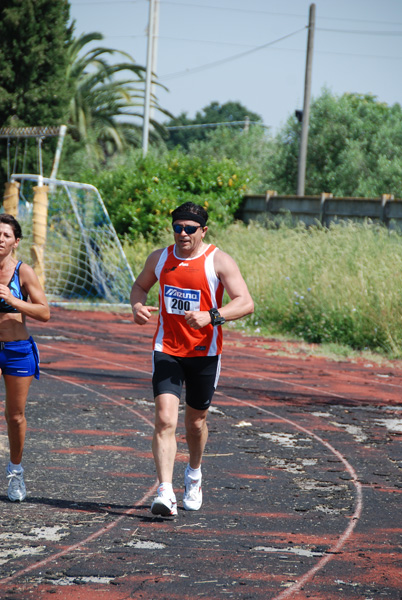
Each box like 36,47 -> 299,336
297,3 -> 316,196
150,0 -> 160,122
142,0 -> 158,157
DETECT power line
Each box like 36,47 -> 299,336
160,27 -> 306,81
70,1 -> 145,5
100,34 -> 146,39
267,46 -> 402,62
158,30 -> 402,82
317,27 -> 402,36
316,49 -> 402,60
83,31 -> 402,64
159,36 -> 256,49
70,0 -> 402,29
162,1 -> 402,27
163,1 -> 306,19
165,120 -> 264,130
88,33 -> 402,63
102,34 -> 255,49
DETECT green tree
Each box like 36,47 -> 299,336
66,32 -> 171,162
164,101 -> 263,150
267,89 -> 402,197
80,149 -> 250,239
187,125 -> 274,193
0,0 -> 72,186
0,0 -> 71,127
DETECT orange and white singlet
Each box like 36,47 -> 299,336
153,244 -> 224,357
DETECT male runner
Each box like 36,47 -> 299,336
130,201 -> 254,516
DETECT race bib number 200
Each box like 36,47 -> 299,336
164,285 -> 201,315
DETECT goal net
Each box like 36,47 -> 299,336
8,175 -> 135,305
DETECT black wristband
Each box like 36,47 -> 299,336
209,308 -> 226,326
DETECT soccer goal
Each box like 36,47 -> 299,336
9,174 -> 135,306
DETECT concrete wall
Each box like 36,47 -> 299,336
240,192 -> 402,229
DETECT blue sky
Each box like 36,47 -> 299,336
69,0 -> 402,134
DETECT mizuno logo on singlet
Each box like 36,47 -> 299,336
165,286 -> 200,301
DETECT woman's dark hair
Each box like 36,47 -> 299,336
0,214 -> 23,239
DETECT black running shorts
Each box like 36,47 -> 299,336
152,351 -> 221,410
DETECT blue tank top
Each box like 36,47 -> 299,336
0,261 -> 27,313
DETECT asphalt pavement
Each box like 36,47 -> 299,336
0,307 -> 400,600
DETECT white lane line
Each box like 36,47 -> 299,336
217,391 -> 363,600
24,337 -> 363,597
0,371 -> 157,587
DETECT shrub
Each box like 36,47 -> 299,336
211,219 -> 402,356
80,150 -> 250,239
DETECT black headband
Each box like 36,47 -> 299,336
172,211 -> 206,227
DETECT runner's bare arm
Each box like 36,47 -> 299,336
213,249 -> 254,320
1,263 -> 50,322
184,249 -> 254,329
130,249 -> 162,325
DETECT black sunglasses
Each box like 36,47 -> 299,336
172,224 -> 202,234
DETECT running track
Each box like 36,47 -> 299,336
0,307 -> 400,599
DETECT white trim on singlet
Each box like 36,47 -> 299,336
153,244 -> 222,356
155,247 -> 169,280
205,247 -> 221,356
154,248 -> 169,352
172,243 -> 211,261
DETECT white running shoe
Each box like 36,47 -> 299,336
7,468 -> 27,502
183,467 -> 202,511
151,484 -> 177,517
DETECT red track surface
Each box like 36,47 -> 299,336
0,307 -> 401,599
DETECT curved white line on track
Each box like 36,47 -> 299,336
0,371 -> 158,588
225,342 -> 402,392
40,342 -> 152,376
40,328 -> 402,392
43,369 -> 155,426
15,340 -> 364,597
0,486 -> 158,587
45,342 -> 364,596
217,391 -> 364,600
225,366 -> 352,401
40,342 -> 353,403
43,340 -> 402,405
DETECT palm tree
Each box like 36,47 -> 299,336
66,32 -> 170,160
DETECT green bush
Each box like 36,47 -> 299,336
80,150 -> 249,239
209,219 -> 402,357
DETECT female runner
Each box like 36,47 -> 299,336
0,214 -> 50,501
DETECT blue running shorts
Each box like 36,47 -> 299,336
0,337 -> 40,380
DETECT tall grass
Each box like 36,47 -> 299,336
124,220 -> 402,358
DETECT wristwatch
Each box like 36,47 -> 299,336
209,308 -> 226,326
